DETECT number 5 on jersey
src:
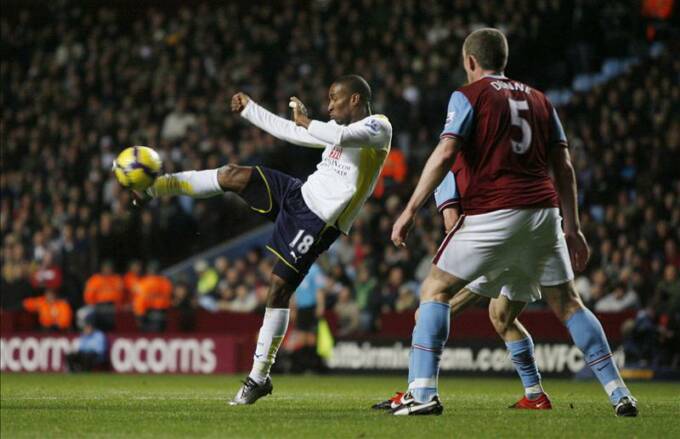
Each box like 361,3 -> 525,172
508,98 -> 532,154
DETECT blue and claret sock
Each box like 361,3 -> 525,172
409,301 -> 451,403
505,336 -> 544,399
566,308 -> 631,405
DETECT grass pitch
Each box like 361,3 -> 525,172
1,374 -> 679,438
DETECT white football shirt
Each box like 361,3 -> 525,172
241,101 -> 392,233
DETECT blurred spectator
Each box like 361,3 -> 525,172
66,316 -> 108,372
172,281 -> 196,331
594,282 -> 640,313
655,265 -> 680,311
29,251 -> 62,292
22,288 -> 72,331
1,262 -> 32,311
621,310 -> 659,367
395,286 -> 419,313
354,266 -> 377,331
195,260 -> 219,309
161,99 -> 197,142
295,263 -> 325,333
82,261 -> 125,308
78,261 -> 124,330
334,286 -> 360,336
373,266 -> 406,314
227,285 -> 258,313
134,261 -> 173,332
123,260 -> 143,305
291,263 -> 326,371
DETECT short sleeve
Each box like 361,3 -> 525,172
440,91 -> 474,139
434,171 -> 459,211
549,107 -> 568,146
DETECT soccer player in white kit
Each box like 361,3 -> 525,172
143,75 -> 392,404
390,28 -> 637,416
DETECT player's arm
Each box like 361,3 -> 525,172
434,171 -> 461,232
392,137 -> 460,246
231,93 -> 325,149
545,103 -> 590,271
442,207 -> 461,232
303,115 -> 391,149
392,90 -> 472,246
549,145 -> 590,271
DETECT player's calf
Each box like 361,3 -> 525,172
544,282 -> 637,411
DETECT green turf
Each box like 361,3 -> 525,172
1,374 -> 678,438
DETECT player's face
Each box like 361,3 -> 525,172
327,82 -> 354,125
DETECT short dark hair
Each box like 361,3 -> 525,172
334,74 -> 372,108
463,28 -> 508,72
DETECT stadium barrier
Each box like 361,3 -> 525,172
0,309 -> 633,376
0,333 -> 247,374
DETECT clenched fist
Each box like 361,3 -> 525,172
289,96 -> 311,128
231,92 -> 250,113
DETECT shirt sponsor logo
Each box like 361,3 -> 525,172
446,111 -> 455,125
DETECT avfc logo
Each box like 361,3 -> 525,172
446,111 -> 455,125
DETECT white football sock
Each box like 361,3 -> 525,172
148,169 -> 222,198
248,308 -> 290,384
525,383 -> 544,398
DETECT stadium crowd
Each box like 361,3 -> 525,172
1,1 -> 678,365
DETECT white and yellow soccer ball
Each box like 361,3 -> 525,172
112,146 -> 162,191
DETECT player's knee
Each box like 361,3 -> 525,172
419,286 -> 450,304
266,274 -> 294,308
545,282 -> 585,322
217,164 -> 250,192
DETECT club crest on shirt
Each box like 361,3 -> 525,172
329,145 -> 343,160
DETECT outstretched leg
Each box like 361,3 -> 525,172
148,164 -> 253,198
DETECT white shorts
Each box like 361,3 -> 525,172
435,208 -> 574,302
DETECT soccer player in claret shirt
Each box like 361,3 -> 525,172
390,28 -> 637,416
373,171 -> 552,412
141,75 -> 392,405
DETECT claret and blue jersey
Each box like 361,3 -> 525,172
439,75 -> 568,215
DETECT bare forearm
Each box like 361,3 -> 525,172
554,161 -> 580,233
405,140 -> 458,214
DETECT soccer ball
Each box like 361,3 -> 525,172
112,146 -> 162,191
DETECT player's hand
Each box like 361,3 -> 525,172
231,92 -> 250,113
391,210 -> 415,247
565,230 -> 590,272
290,96 -> 311,128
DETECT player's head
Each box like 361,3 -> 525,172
328,74 -> 372,125
462,28 -> 508,83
